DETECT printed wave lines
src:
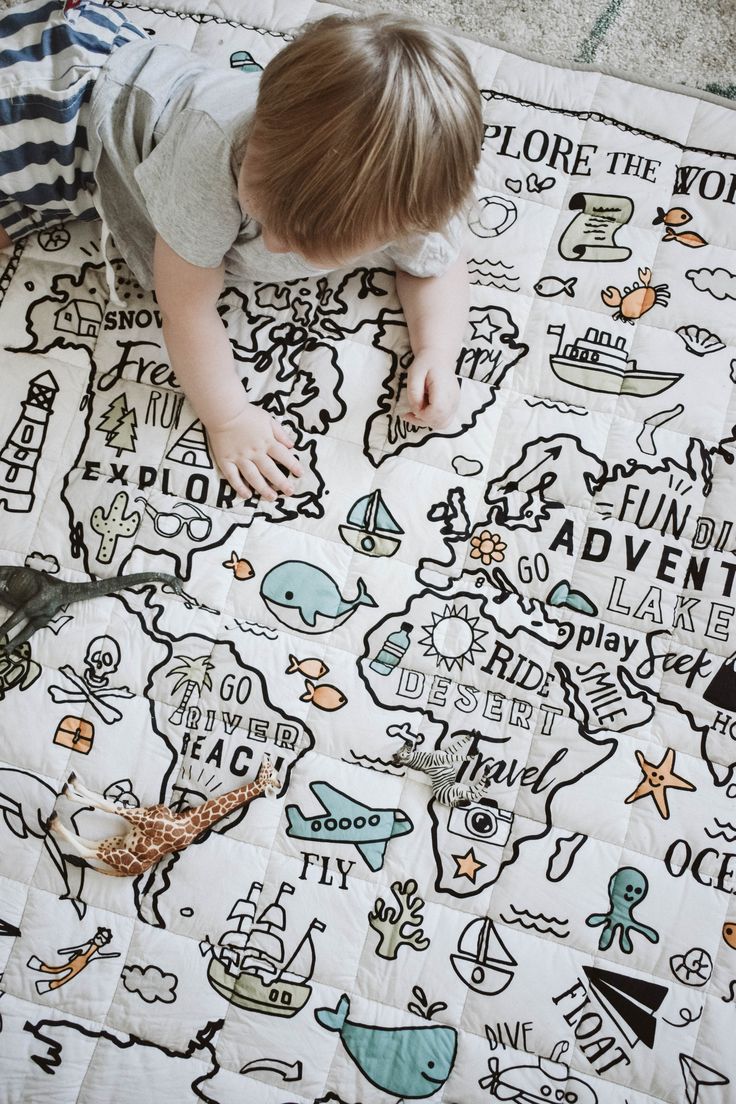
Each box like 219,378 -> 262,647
468,258 -> 520,291
498,903 -> 570,938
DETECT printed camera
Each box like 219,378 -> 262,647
447,797 -> 513,847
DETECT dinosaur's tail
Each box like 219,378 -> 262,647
72,572 -> 182,598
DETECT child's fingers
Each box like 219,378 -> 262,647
272,421 -> 295,448
241,460 -> 277,501
221,462 -> 254,501
406,373 -> 426,413
258,456 -> 295,496
268,442 -> 303,479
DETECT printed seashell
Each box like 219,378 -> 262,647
676,325 -> 725,356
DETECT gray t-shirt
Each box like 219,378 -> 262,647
88,40 -> 463,291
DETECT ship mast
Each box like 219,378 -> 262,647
278,918 -> 326,983
239,882 -> 294,980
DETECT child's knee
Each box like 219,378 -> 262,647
0,226 -> 12,251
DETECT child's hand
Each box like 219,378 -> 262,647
206,403 -> 303,500
403,350 -> 460,430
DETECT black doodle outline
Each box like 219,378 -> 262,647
356,587 -> 616,896
546,831 -> 588,882
481,88 -> 736,159
0,767 -> 87,919
127,629 -> 316,927
23,1015 -> 223,1098
362,307 -> 528,468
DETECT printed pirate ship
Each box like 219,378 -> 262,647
201,880 -> 325,1016
339,489 -> 404,558
548,324 -> 682,396
451,916 -> 517,995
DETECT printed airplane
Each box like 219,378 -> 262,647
285,781 -> 413,871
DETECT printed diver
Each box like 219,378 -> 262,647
316,993 -> 457,1100
260,561 -> 376,634
0,565 -> 181,651
285,781 -> 413,871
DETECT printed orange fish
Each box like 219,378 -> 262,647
286,655 -> 330,679
724,921 -> 736,950
223,551 -> 254,580
662,226 -> 707,248
653,206 -> 691,227
300,679 -> 347,711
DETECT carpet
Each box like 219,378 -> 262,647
358,0 -> 736,100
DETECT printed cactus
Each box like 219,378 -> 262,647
90,492 -> 140,564
368,878 -> 430,959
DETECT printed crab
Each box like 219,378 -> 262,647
601,267 -> 670,323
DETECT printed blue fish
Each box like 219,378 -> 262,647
547,580 -> 597,616
315,994 -> 457,1098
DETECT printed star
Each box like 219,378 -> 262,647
453,848 -> 486,882
624,747 -> 696,819
469,313 -> 501,346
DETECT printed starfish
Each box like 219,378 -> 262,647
453,848 -> 486,882
624,747 -> 696,819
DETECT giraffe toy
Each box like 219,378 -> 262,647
48,757 -> 280,876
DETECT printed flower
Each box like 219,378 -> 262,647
469,530 -> 506,565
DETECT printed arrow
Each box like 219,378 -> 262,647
240,1058 -> 302,1081
498,445 -> 563,492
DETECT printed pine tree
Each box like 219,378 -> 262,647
107,407 -> 138,456
96,394 -> 129,438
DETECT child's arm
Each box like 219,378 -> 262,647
395,253 -> 469,429
154,235 -> 302,500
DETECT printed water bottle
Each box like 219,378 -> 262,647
370,623 -> 412,676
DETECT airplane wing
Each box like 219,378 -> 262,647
309,781 -> 374,817
354,839 -> 388,872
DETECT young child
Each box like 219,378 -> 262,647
0,0 -> 484,500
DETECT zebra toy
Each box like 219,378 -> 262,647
390,728 -> 490,807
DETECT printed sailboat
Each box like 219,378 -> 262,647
450,916 -> 517,994
201,880 -> 325,1017
339,490 -> 404,558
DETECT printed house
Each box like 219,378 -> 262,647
54,298 -> 103,338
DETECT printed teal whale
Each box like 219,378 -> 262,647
260,561 -> 377,634
315,994 -> 457,1099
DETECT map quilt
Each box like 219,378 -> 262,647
1,1 -> 736,1101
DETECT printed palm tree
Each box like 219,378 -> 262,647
167,654 -> 215,724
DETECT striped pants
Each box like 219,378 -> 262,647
0,0 -> 145,241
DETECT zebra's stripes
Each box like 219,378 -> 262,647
0,0 -> 145,241
392,732 -> 491,806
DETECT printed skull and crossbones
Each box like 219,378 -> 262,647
48,635 -> 134,723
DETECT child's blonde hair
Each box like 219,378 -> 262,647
245,12 -> 483,259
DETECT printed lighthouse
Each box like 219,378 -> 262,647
0,370 -> 58,512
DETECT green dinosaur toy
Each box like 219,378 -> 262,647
0,566 -> 182,652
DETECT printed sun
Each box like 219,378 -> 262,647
419,603 -> 487,672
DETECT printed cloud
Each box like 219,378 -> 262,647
686,266 -> 736,301
122,963 -> 178,1004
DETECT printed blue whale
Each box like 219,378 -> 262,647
315,994 -> 457,1099
260,561 -> 377,633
